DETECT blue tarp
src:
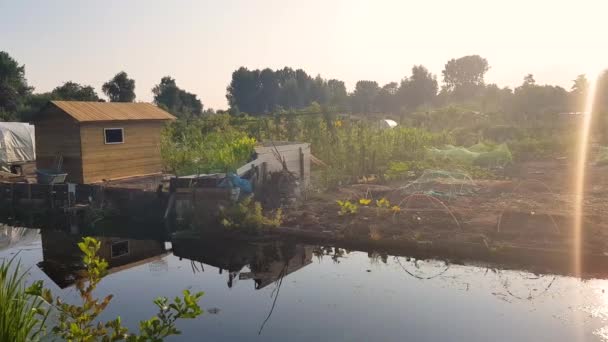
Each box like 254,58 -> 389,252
218,172 -> 253,194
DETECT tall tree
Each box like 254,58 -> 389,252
0,51 -> 32,119
480,84 -> 512,113
509,74 -> 569,123
327,79 -> 348,109
351,80 -> 380,113
276,67 -> 297,110
570,74 -> 588,112
442,55 -> 489,101
102,71 -> 136,102
597,70 -> 608,113
310,75 -> 330,106
51,81 -> 99,101
398,65 -> 438,111
594,70 -> 608,143
523,74 -> 536,87
152,76 -> 203,119
258,68 -> 279,113
227,66 -> 331,114
376,82 -> 399,113
226,67 -> 261,114
294,69 -> 312,108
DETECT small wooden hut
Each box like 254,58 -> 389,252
33,101 -> 175,184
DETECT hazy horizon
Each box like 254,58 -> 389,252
2,0 -> 606,109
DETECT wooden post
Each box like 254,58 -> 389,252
371,151 -> 376,175
48,184 -> 54,209
251,164 -> 257,192
261,162 -> 267,184
360,144 -> 366,177
164,193 -> 176,220
299,147 -> 305,180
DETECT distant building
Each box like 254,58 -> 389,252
33,101 -> 175,183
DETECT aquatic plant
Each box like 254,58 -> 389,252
0,256 -> 48,342
220,196 -> 283,231
26,237 -> 204,341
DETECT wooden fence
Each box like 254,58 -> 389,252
0,182 -> 168,230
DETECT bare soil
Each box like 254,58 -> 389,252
280,159 -> 608,275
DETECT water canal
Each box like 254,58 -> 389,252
2,225 -> 608,341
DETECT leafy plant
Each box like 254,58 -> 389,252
0,256 -> 48,342
220,196 -> 283,232
507,135 -> 573,161
384,160 -> 435,180
376,198 -> 391,208
337,200 -> 358,215
161,120 -> 256,176
26,237 -> 204,341
358,198 -> 371,206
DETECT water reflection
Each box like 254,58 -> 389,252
0,225 -> 39,251
173,238 -> 313,290
2,225 -> 608,341
38,229 -> 168,288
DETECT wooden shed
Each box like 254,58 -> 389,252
234,141 -> 311,188
33,101 -> 175,184
253,142 -> 311,187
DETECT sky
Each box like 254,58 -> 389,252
1,0 -> 607,110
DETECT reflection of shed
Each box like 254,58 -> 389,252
39,230 -> 167,288
33,101 -> 175,184
172,238 -> 313,289
240,244 -> 313,289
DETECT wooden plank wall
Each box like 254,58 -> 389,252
34,108 -> 84,183
80,121 -> 167,183
0,182 -> 165,218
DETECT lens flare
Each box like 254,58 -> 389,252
573,73 -> 599,342
573,74 -> 598,277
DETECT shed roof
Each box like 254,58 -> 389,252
49,101 -> 176,122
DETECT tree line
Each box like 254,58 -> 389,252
1,50 -> 607,123
225,64 -> 440,115
226,55 -> 608,121
0,51 -> 205,121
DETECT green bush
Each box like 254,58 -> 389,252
508,136 -> 570,161
25,237 -> 204,341
384,160 -> 433,180
219,196 -> 283,232
161,120 -> 256,176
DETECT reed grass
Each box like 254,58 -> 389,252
0,255 -> 47,342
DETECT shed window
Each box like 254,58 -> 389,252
104,128 -> 124,144
111,240 -> 129,258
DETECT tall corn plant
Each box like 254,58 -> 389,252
0,256 -> 48,342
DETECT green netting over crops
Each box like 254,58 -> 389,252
596,146 -> 608,166
398,169 -> 477,199
427,143 -> 512,168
